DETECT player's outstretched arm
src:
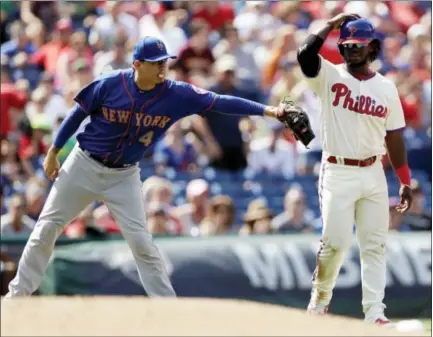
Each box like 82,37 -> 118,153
211,94 -> 279,119
385,130 -> 413,213
211,95 -> 315,148
44,104 -> 88,180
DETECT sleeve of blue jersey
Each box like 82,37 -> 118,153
73,70 -> 120,114
174,81 -> 265,117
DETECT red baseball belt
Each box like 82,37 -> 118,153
327,155 -> 377,167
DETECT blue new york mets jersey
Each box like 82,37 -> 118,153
74,69 -> 216,165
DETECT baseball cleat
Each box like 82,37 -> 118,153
365,315 -> 396,328
307,303 -> 329,315
374,318 -> 396,328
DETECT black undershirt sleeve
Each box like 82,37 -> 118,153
297,35 -> 326,78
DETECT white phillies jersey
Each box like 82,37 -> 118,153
304,55 -> 405,160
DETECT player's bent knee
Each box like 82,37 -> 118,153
320,236 -> 352,253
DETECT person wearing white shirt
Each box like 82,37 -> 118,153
89,2 -> 138,51
138,4 -> 187,56
1,194 -> 36,236
247,122 -> 297,179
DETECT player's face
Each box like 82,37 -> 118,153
135,60 -> 168,84
342,43 -> 371,66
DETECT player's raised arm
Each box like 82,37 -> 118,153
297,13 -> 360,78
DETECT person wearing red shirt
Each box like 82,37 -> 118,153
177,19 -> 215,77
30,18 -> 73,74
0,68 -> 28,139
192,2 -> 234,31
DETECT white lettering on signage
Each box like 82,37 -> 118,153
386,241 -> 415,287
232,237 -> 431,291
402,239 -> 431,286
282,245 -> 312,290
233,243 -> 294,290
335,250 -> 360,288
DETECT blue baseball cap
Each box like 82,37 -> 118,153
132,37 -> 176,62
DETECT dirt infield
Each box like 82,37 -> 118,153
1,297 -> 427,336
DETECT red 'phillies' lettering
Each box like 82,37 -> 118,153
331,83 -> 387,118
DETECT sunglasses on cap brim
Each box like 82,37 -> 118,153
343,43 -> 368,48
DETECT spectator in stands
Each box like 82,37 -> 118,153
239,198 -> 274,235
138,2 -> 188,55
30,18 -> 73,74
0,65 -> 28,139
175,179 -> 210,236
262,24 -> 298,91
17,118 -> 49,178
56,30 -> 94,90
192,54 -> 261,172
1,140 -> 24,186
213,23 -> 261,91
153,121 -> 202,174
177,18 -> 215,79
25,177 -> 47,220
1,20 -> 36,62
142,176 -> 174,207
93,35 -> 130,77
25,84 -> 65,129
92,176 -> 181,234
200,195 -> 236,235
191,1 -> 234,32
141,176 -> 182,234
89,1 -> 138,51
247,122 -> 297,179
37,72 -> 69,126
1,20 -> 40,88
402,179 -> 432,231
64,58 -> 94,109
147,202 -> 171,236
1,193 -> 35,235
272,186 -> 316,233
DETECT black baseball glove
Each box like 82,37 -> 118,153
277,97 -> 315,148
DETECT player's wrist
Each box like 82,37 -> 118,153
264,106 -> 279,119
395,164 -> 411,187
48,146 -> 61,156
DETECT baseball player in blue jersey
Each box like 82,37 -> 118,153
6,37 -> 312,298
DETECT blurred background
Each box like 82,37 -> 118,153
0,0 -> 431,318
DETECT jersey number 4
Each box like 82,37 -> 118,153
139,131 -> 154,146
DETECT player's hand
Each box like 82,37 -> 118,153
43,151 -> 60,181
396,185 -> 413,214
327,13 -> 361,30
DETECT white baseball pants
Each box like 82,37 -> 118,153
310,157 -> 389,318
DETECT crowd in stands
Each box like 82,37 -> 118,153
1,1 -> 431,242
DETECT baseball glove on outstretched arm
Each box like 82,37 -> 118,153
277,97 -> 315,148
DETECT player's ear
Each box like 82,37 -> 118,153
133,60 -> 141,68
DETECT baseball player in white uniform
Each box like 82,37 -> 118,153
297,14 -> 413,325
